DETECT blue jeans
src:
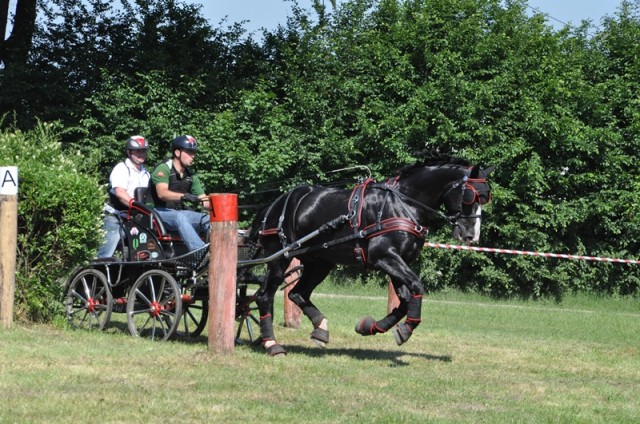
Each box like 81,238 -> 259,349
97,214 -> 123,258
154,208 -> 209,251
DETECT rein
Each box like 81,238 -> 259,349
372,183 -> 453,224
374,174 -> 486,227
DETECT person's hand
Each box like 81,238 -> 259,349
182,193 -> 201,204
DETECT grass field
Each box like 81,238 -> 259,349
1,287 -> 638,423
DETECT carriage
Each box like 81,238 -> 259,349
64,155 -> 494,354
62,189 -> 284,342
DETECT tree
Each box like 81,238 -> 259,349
5,0 -> 640,303
2,0 -> 267,129
0,0 -> 37,128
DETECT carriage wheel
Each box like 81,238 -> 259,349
175,287 -> 208,340
64,269 -> 113,331
235,267 -> 263,344
126,270 -> 182,341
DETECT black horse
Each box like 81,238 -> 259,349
248,155 -> 494,356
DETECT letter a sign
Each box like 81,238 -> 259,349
0,167 -> 18,195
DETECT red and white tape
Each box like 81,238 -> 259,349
425,242 -> 640,265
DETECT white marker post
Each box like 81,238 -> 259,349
0,166 -> 18,328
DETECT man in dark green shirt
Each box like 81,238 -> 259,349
149,135 -> 210,251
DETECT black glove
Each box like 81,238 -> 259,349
182,193 -> 201,204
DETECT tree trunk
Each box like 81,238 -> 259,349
0,0 -> 10,45
0,0 -> 37,69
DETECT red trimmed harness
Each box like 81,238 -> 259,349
348,178 -> 428,265
257,166 -> 490,267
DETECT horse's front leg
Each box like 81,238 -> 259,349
391,288 -> 423,346
355,257 -> 424,346
354,281 -> 411,336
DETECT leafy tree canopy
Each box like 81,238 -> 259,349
2,0 -> 640,302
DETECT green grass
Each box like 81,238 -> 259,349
1,288 -> 638,423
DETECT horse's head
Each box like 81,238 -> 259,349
442,164 -> 494,244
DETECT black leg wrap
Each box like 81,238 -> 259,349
259,313 -> 275,341
406,294 -> 422,324
296,298 -> 323,326
260,314 -> 285,355
371,306 -> 405,333
309,313 -> 325,328
393,295 -> 423,346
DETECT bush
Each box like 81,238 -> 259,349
0,122 -> 105,322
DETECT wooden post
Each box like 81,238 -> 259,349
387,279 -> 400,314
0,166 -> 18,329
208,193 -> 238,354
283,258 -> 302,328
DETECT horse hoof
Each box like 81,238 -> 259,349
267,343 -> 287,356
393,323 -> 413,346
312,339 -> 327,348
355,316 -> 376,336
311,328 -> 329,347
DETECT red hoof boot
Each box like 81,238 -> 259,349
393,323 -> 413,346
355,316 -> 377,336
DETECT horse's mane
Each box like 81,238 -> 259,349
397,151 -> 470,177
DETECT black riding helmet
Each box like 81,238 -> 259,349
172,135 -> 198,151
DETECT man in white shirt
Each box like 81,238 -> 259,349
97,136 -> 151,258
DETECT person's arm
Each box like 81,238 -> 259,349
113,187 -> 133,208
155,182 -> 190,203
191,176 -> 210,210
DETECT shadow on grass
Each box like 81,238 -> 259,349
96,325 -> 450,365
98,318 -> 451,365
252,343 -> 452,366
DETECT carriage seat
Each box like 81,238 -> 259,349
129,187 -> 181,243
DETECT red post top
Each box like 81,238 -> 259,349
208,193 -> 238,222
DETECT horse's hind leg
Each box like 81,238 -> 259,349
256,259 -> 289,356
287,258 -> 334,347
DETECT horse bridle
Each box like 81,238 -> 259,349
442,174 -> 492,225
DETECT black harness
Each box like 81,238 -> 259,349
259,179 -> 432,266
